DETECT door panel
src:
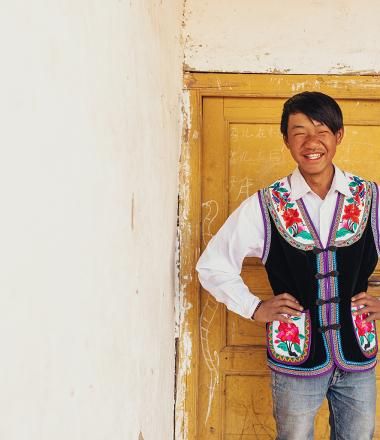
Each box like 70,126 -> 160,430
199,86 -> 380,439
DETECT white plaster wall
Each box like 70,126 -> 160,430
0,2 -> 183,440
184,0 -> 380,74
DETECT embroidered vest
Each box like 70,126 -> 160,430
258,173 -> 380,377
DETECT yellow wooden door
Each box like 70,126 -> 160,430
177,74 -> 380,440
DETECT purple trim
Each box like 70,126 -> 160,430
331,359 -> 377,374
321,194 -> 342,368
324,250 -> 331,331
376,183 -> 380,251
323,203 -> 340,364
326,195 -> 342,331
299,193 -> 344,369
373,182 -> 380,256
299,198 -> 322,248
257,190 -> 269,263
267,361 -> 334,378
327,193 -> 341,245
325,194 -> 339,337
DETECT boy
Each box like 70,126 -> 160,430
196,92 -> 380,439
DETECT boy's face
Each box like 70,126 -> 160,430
284,112 -> 344,178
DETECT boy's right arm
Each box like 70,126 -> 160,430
195,194 -> 265,320
196,193 -> 303,323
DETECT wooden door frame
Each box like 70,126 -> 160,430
175,73 -> 380,440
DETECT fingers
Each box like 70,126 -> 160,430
351,292 -> 380,321
364,313 -> 380,322
268,301 -> 303,323
274,294 -> 303,310
354,307 -> 380,321
253,294 -> 304,323
277,292 -> 300,303
277,307 -> 302,317
353,306 -> 370,315
352,295 -> 380,313
352,292 -> 369,302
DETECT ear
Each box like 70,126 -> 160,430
283,134 -> 290,149
336,128 -> 344,145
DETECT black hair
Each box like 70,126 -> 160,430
280,91 -> 343,137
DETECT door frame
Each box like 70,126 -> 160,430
175,73 -> 380,440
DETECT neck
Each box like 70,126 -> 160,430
299,165 -> 335,199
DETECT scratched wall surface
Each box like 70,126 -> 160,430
0,2 -> 182,440
183,0 -> 380,73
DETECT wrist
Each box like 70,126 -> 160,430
251,300 -> 263,320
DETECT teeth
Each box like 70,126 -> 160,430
306,153 -> 322,160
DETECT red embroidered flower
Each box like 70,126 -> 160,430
276,322 -> 300,344
357,183 -> 364,196
282,208 -> 302,229
354,193 -> 361,205
355,313 -> 374,337
342,204 -> 361,224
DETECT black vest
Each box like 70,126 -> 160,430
259,173 -> 379,377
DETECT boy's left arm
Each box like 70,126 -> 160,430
353,182 -> 380,322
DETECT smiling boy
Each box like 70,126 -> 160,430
196,92 -> 380,439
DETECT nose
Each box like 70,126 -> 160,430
304,134 -> 320,150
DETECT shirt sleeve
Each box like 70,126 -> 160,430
196,192 -> 265,319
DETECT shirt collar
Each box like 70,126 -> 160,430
289,165 -> 352,200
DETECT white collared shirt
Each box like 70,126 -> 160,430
196,166 -> 376,320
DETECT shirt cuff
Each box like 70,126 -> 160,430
247,296 -> 263,321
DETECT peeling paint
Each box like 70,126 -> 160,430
174,86 -> 193,440
174,303 -> 193,440
265,67 -> 291,74
175,88 -> 191,338
331,62 -> 352,72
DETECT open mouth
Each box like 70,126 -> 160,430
304,153 -> 323,160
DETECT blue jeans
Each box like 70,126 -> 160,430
271,367 -> 376,440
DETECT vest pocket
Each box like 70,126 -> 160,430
267,310 -> 311,365
351,305 -> 378,358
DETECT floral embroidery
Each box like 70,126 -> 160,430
335,175 -> 371,242
275,322 -> 302,357
267,312 -> 311,365
282,208 -> 302,229
271,182 -> 291,211
265,174 -> 371,252
264,179 -> 314,249
351,305 -> 377,357
271,181 -> 312,240
355,314 -> 374,338
283,208 -> 313,240
264,174 -> 378,375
